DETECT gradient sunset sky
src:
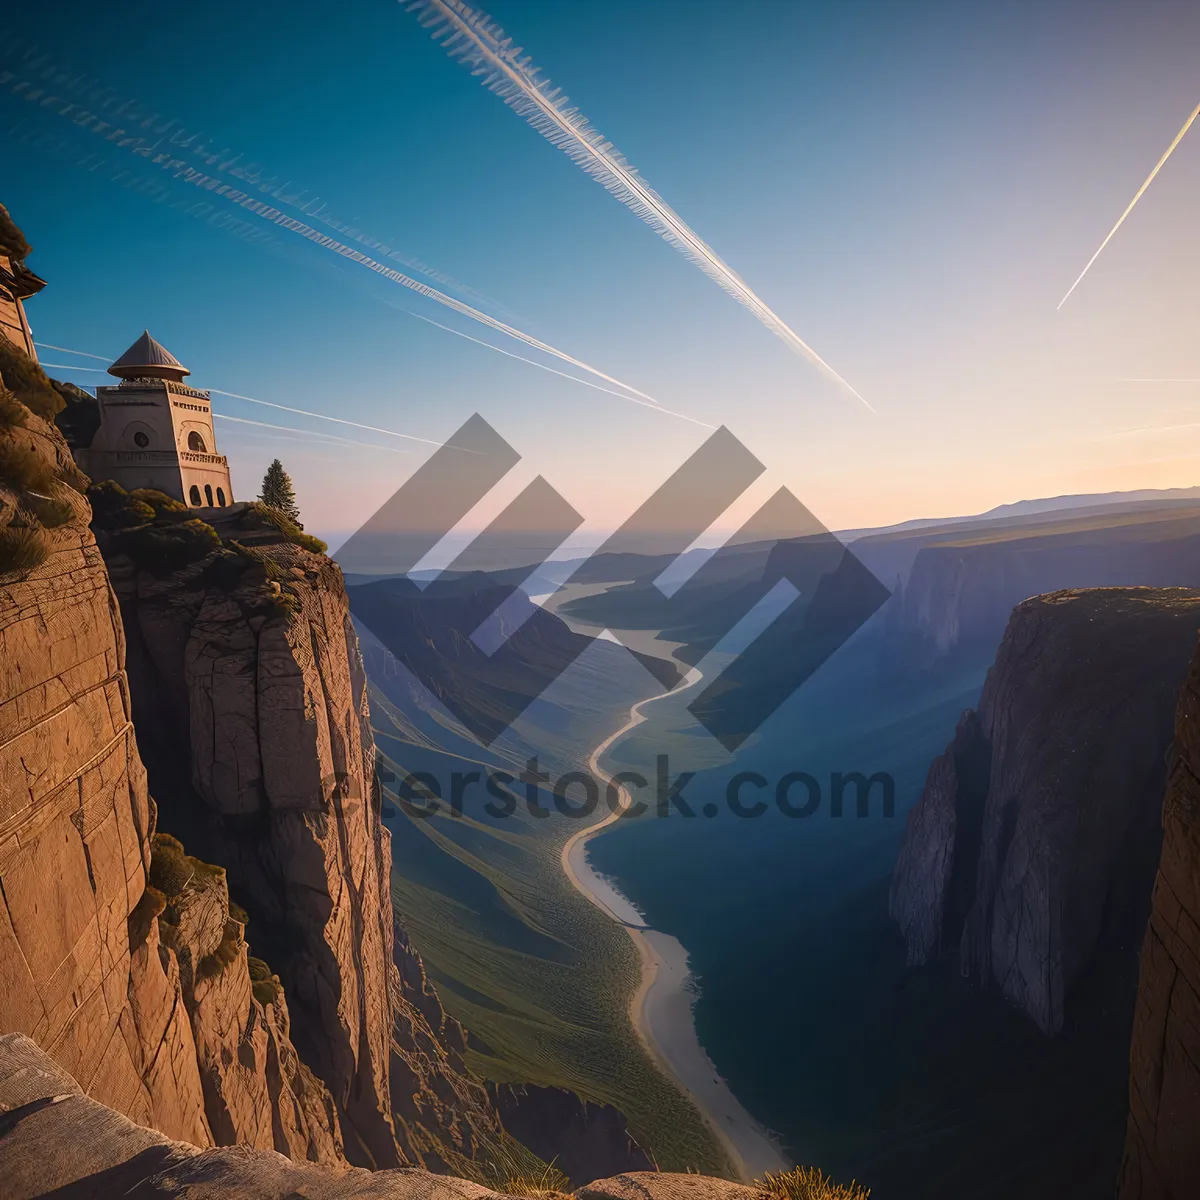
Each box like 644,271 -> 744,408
3,0 -> 1199,547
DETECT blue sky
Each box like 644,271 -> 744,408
4,0 -> 1199,545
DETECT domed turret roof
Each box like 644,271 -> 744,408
108,331 -> 190,381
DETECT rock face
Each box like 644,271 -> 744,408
0,1032 -> 494,1199
151,835 -> 345,1162
0,400 -> 210,1145
883,509 -> 1200,671
97,502 -> 503,1169
891,587 -> 1200,1034
1118,635 -> 1200,1198
0,1035 -> 759,1200
488,1082 -> 656,1187
0,382 -> 347,1161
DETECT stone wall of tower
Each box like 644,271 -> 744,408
86,381 -> 232,508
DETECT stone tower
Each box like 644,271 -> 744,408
82,332 -> 234,507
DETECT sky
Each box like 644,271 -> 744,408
3,0 -> 1199,548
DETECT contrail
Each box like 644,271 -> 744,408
209,390 -> 455,447
1058,99 -> 1200,310
407,0 -> 872,413
3,40 -> 510,317
38,349 -> 465,448
5,57 -> 666,413
1120,377 -> 1200,384
212,412 -> 413,453
34,343 -> 109,360
403,310 -> 714,428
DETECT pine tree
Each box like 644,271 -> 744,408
259,458 -> 301,526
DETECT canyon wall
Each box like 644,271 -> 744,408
891,587 -> 1200,1034
1119,628 -> 1200,1198
0,396 -> 210,1145
881,510 -> 1200,671
0,371 -> 351,1159
90,494 -> 504,1170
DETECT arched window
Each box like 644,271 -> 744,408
187,431 -> 208,453
216,487 -> 226,507
204,484 -> 214,506
189,485 -> 202,506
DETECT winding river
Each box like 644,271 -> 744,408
559,666 -> 789,1182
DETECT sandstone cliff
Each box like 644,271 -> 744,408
0,384 -> 212,1145
891,587 -> 1200,1034
1118,626 -> 1200,1198
85,488 -> 506,1170
0,363 -> 350,1159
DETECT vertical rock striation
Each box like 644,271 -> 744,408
1119,635 -> 1200,1198
891,587 -> 1200,1034
99,502 -> 503,1169
0,399 -> 211,1144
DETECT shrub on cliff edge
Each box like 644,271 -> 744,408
0,383 -> 27,430
0,340 -> 64,421
0,203 -> 31,260
242,501 -> 327,554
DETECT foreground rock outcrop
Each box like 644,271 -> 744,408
0,1035 -> 767,1200
891,587 -> 1200,1034
0,1032 -> 492,1199
1119,630 -> 1200,1198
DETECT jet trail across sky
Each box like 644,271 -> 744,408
1057,99 -> 1200,309
4,53 -> 670,417
212,412 -> 414,453
36,345 -> 467,449
406,0 -> 872,412
402,310 -> 715,428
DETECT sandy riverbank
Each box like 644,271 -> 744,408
559,669 -> 789,1182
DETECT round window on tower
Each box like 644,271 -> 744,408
132,431 -> 150,448
187,431 -> 208,453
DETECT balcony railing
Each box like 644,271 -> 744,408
105,449 -> 228,467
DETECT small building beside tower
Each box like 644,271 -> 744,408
76,331 -> 234,508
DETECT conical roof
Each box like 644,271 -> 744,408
108,331 -> 190,381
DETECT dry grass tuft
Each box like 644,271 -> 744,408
0,524 -> 48,576
450,1135 -> 572,1199
756,1167 -> 870,1200
23,492 -> 74,528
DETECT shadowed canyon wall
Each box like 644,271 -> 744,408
1119,628 -> 1200,1198
891,587 -> 1200,1035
